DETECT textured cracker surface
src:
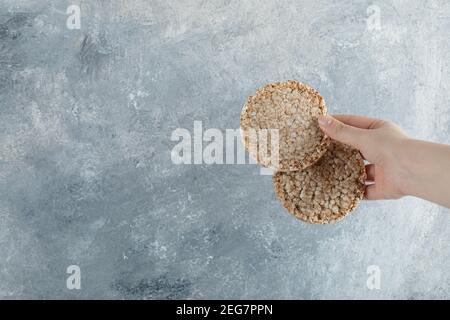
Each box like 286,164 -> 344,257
240,80 -> 329,171
1,0 -> 450,299
273,142 -> 366,224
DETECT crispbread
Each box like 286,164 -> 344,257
240,80 -> 330,171
273,141 -> 366,224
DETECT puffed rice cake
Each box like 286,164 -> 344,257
240,80 -> 330,171
273,141 -> 366,224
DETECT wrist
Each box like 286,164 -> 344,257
393,138 -> 419,197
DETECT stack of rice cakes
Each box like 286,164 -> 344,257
240,80 -> 366,224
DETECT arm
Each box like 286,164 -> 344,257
318,114 -> 450,208
399,139 -> 450,208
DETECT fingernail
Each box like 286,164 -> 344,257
318,115 -> 333,126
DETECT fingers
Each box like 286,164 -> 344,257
364,184 -> 384,200
365,164 -> 375,181
318,115 -> 367,149
332,114 -> 381,129
364,163 -> 378,199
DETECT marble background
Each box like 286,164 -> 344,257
1,0 -> 450,299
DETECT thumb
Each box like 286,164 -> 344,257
318,115 -> 366,149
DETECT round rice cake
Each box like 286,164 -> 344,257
273,141 -> 366,224
240,80 -> 330,171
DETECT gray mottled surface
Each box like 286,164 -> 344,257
1,0 -> 450,299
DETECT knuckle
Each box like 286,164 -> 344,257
370,119 -> 388,129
